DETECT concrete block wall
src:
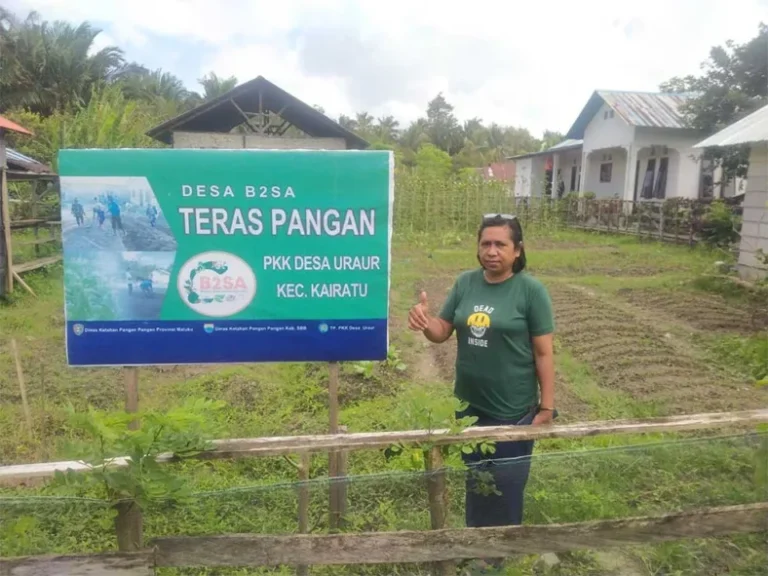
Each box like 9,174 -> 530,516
738,144 -> 768,281
172,131 -> 347,150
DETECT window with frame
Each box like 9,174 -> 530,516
699,159 -> 715,198
599,162 -> 612,183
641,158 -> 656,199
653,157 -> 668,199
639,156 -> 669,199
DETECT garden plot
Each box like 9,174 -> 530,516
549,284 -> 768,414
618,287 -> 768,334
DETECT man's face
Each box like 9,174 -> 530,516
478,225 -> 520,274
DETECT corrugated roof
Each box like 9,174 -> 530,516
147,76 -> 369,149
694,103 -> 768,147
477,161 -> 516,181
6,147 -> 55,175
566,91 -> 697,139
507,139 -> 583,161
0,115 -> 32,135
548,138 -> 583,151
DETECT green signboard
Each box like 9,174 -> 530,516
60,148 -> 393,366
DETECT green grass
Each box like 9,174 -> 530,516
10,228 -> 61,265
1,229 -> 766,575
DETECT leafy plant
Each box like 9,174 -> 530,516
385,389 -> 490,470
386,346 -> 408,372
348,346 -> 408,381
706,334 -> 768,383
699,199 -> 741,248
54,398 -> 226,508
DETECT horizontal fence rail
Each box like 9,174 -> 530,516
2,503 -> 767,573
0,551 -> 155,576
2,409 -> 767,485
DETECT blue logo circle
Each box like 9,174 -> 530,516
318,323 -> 329,333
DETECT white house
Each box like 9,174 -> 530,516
696,103 -> 768,280
511,90 -> 744,200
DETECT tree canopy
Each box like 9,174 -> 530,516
661,23 -> 767,181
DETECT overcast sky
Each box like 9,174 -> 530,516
8,0 -> 768,137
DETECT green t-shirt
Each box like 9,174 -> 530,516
439,269 -> 555,421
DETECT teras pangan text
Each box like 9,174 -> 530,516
177,208 -> 376,236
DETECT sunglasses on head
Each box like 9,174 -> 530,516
482,213 -> 517,222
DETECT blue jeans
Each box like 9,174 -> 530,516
457,405 -> 535,527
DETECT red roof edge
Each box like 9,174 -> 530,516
0,116 -> 33,136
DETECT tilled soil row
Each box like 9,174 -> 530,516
617,288 -> 768,334
549,284 -> 767,414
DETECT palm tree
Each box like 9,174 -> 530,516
197,72 -> 237,101
355,112 -> 375,136
120,68 -> 189,103
401,118 -> 430,150
0,10 -> 125,115
376,115 -> 399,142
338,114 -> 357,131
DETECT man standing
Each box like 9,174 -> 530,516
71,199 -> 85,226
108,197 -> 125,236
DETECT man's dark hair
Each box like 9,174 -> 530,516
477,214 -> 527,273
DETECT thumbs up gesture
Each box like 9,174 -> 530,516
408,291 -> 430,332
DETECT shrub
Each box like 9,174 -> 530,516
699,199 -> 741,248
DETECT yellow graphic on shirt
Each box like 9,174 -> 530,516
467,312 -> 491,338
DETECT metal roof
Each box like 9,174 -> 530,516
147,76 -> 369,149
566,91 -> 696,139
549,138 -> 583,151
694,102 -> 768,148
507,139 -> 583,161
5,147 -> 56,180
0,115 -> 32,135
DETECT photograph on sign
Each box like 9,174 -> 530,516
59,149 -> 393,367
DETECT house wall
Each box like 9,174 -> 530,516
555,149 -> 583,194
172,131 -> 347,150
738,144 -> 768,281
585,149 -> 626,198
512,157 -> 548,197
530,156 -> 548,197
633,128 -> 702,199
513,158 -> 532,197
582,104 -> 635,153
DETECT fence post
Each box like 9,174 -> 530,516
659,203 -> 665,241
329,426 -> 348,532
689,204 -> 696,247
426,446 -> 455,576
115,367 -> 143,551
327,362 -> 349,532
297,452 -> 311,576
0,167 -> 12,296
597,201 -> 603,233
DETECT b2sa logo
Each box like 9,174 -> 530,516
199,275 -> 248,291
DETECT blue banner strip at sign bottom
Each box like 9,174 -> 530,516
66,320 -> 388,366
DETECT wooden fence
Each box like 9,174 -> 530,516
512,196 -> 742,248
0,172 -> 61,297
1,409 -> 767,574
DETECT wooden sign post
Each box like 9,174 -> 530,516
115,367 -> 142,551
327,362 -> 347,531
